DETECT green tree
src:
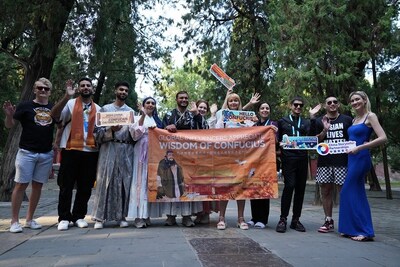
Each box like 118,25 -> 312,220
0,54 -> 22,158
0,0 -> 75,201
155,57 -> 217,114
180,0 -> 275,107
268,0 -> 398,105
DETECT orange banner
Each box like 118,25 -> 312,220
148,127 -> 278,202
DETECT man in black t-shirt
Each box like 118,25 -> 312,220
3,78 -> 55,233
310,96 -> 353,233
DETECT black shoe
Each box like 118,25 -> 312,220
276,218 -> 287,233
164,215 -> 177,226
290,220 -> 306,232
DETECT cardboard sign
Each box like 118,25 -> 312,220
210,63 -> 236,89
222,109 -> 256,127
316,141 -> 356,156
95,111 -> 134,126
280,135 -> 318,150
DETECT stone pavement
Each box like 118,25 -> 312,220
0,178 -> 399,267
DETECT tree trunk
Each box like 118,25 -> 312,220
382,146 -> 392,199
370,57 -> 389,194
372,57 -> 392,199
314,183 -> 322,206
367,167 -> 382,191
93,70 -> 106,104
0,0 -> 74,201
0,126 -> 20,201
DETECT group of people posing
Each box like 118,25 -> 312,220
3,77 -> 386,243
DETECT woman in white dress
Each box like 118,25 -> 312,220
127,97 -> 163,228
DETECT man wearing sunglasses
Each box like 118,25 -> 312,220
51,78 -> 101,231
309,96 -> 352,233
3,78 -> 55,233
276,96 -> 311,233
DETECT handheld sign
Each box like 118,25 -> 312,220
210,63 -> 236,90
280,134 -> 357,156
95,111 -> 134,127
316,141 -> 356,156
280,135 -> 318,150
222,109 -> 256,127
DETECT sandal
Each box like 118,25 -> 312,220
237,217 -> 249,230
351,235 -> 374,242
217,217 -> 226,230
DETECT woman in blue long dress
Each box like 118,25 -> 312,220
339,91 -> 387,241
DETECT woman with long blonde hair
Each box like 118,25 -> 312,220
339,91 -> 387,241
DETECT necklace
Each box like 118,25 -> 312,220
327,114 -> 339,121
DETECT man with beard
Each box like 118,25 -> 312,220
51,78 -> 100,231
276,96 -> 311,233
91,81 -> 135,229
309,96 -> 352,233
156,150 -> 185,200
163,91 -> 203,132
161,91 -> 203,227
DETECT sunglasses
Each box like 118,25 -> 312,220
80,84 -> 92,87
293,103 -> 304,108
327,100 -> 338,105
37,86 -> 50,91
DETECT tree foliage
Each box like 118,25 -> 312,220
268,0 -> 398,106
0,0 -> 75,200
0,0 -> 173,199
155,57 -> 217,114
177,1 -> 273,107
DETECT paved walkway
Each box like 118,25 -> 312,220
0,179 -> 399,267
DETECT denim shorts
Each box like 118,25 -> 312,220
15,148 -> 54,184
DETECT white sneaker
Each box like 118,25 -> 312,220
24,219 -> 42,230
75,219 -> 88,228
119,220 -> 129,228
254,222 -> 266,229
58,220 -> 69,231
10,222 -> 23,233
94,221 -> 103,229
247,220 -> 255,227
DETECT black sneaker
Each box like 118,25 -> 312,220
318,219 -> 334,233
276,218 -> 287,233
164,215 -> 177,226
290,219 -> 306,232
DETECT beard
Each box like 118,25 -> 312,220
116,94 -> 127,101
177,102 -> 188,110
81,91 -> 93,99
